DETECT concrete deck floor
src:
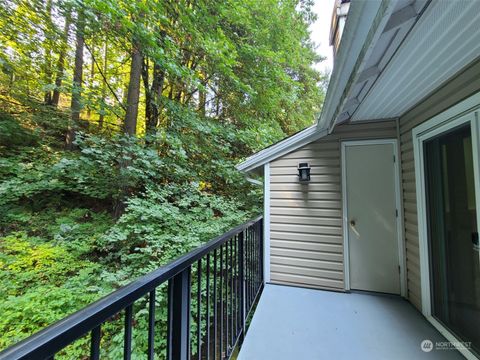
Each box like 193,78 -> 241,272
238,284 -> 464,360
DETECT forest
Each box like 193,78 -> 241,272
0,0 -> 326,357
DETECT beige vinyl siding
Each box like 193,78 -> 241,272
269,121 -> 397,290
399,58 -> 480,311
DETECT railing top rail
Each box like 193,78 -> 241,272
0,215 -> 263,360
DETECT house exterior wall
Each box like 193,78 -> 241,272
399,58 -> 480,311
266,58 -> 480,301
268,121 -> 397,290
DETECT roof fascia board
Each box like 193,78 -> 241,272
328,0 -> 398,133
317,0 -> 395,133
236,126 -> 328,173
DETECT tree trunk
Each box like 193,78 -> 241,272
43,0 -> 53,105
124,38 -> 143,136
198,76 -> 207,117
52,13 -> 71,107
87,43 -> 95,119
151,63 -> 165,125
98,39 -> 108,128
66,10 -> 85,149
145,62 -> 164,135
114,29 -> 143,217
141,57 -> 151,129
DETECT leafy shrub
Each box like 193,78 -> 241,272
0,233 -> 110,349
0,111 -> 38,148
97,183 -> 256,282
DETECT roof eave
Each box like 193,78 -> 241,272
317,0 -> 394,132
236,125 -> 328,173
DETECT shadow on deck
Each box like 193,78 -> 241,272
238,284 -> 463,360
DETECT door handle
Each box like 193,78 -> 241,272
349,219 -> 360,238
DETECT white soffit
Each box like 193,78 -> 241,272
351,0 -> 480,122
326,0 -> 428,131
317,0 -> 384,130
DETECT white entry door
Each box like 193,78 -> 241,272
343,141 -> 401,295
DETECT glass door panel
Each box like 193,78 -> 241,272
424,123 -> 480,353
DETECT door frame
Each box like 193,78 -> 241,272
341,139 -> 406,297
412,92 -> 480,360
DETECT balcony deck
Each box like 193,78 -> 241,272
238,284 -> 463,360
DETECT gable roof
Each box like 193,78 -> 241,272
237,0 -> 441,173
236,125 -> 328,173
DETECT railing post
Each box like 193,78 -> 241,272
168,267 -> 191,360
259,218 -> 264,284
238,230 -> 246,341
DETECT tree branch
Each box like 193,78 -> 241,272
184,73 -> 213,104
84,41 -> 126,112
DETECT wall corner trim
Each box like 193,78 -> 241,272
263,163 -> 271,283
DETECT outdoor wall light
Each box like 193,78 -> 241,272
297,162 -> 311,182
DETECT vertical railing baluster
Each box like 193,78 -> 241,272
245,229 -> 249,311
251,225 -> 254,298
168,268 -> 191,360
253,224 -> 256,295
248,227 -> 252,309
124,304 -> 133,360
252,225 -> 255,301
252,226 -> 258,298
219,245 -> 224,360
250,226 -> 253,306
230,237 -> 234,348
257,222 -> 260,292
213,249 -> 218,360
148,290 -> 155,360
90,325 -> 101,360
255,222 -> 259,292
234,234 -> 238,337
258,220 -> 262,288
253,226 -> 256,300
206,254 -> 210,360
258,221 -> 261,289
237,234 -> 241,337
226,240 -> 230,356
238,230 -> 245,342
260,219 -> 264,285
230,236 -> 237,347
257,222 -> 260,291
197,259 -> 202,360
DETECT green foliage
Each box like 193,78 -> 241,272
0,232 -> 108,349
0,111 -> 38,148
55,132 -> 166,200
99,184 -> 255,281
0,0 -> 325,355
0,101 -> 261,355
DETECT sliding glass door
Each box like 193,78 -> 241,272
423,121 -> 480,354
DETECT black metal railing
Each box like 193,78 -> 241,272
0,216 -> 264,360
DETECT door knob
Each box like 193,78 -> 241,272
350,219 -> 356,227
